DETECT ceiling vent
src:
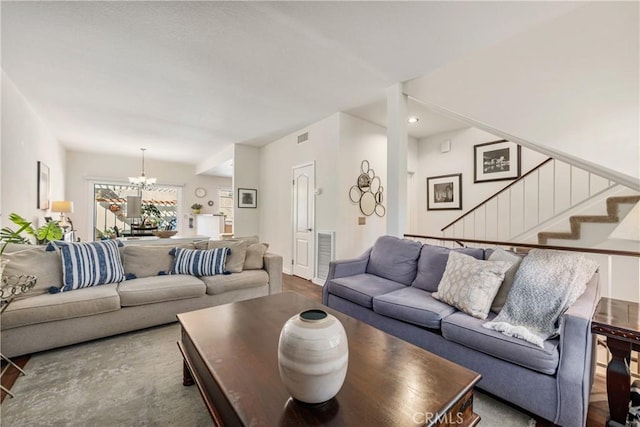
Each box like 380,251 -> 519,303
297,132 -> 309,144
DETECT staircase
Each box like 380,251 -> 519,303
538,195 -> 640,245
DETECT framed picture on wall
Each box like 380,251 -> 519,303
238,188 -> 257,208
474,139 -> 521,183
37,161 -> 50,210
426,173 -> 462,210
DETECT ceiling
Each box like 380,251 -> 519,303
1,1 -> 581,174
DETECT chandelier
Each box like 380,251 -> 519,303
128,148 -> 156,190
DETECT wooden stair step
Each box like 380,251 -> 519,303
538,195 -> 640,244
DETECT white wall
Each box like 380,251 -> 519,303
405,2 -> 639,189
260,114 -> 340,273
337,113 -> 389,259
414,127 -> 548,237
259,111 -> 416,274
66,150 -> 231,241
233,144 -> 261,237
1,71 -> 66,230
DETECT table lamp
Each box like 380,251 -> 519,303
50,201 -> 73,228
126,196 -> 142,226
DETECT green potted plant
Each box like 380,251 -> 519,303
191,203 -> 203,215
0,213 -> 63,277
141,203 -> 161,227
1,213 -> 63,254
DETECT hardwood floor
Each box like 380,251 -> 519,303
281,273 -> 609,427
0,274 -> 611,426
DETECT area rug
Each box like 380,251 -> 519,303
0,323 -> 535,426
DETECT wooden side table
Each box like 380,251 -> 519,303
592,297 -> 640,427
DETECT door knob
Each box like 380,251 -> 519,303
306,228 -> 312,232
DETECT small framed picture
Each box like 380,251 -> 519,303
427,173 -> 462,211
238,188 -> 257,208
474,139 -> 521,183
37,161 -> 50,210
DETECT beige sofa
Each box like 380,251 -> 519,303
1,238 -> 282,357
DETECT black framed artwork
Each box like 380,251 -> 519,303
238,188 -> 257,208
426,173 -> 462,211
37,161 -> 50,210
474,140 -> 521,183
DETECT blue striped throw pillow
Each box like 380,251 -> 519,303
54,240 -> 125,292
170,247 -> 229,276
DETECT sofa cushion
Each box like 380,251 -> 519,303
200,270 -> 269,295
231,236 -> 260,244
3,246 -> 63,296
327,273 -> 406,308
170,247 -> 229,276
122,245 -> 181,278
373,287 -> 456,329
365,236 -> 422,285
244,243 -> 269,270
488,248 -> 524,313
207,240 -> 249,273
433,251 -> 512,320
117,275 -> 206,306
53,240 -> 125,292
411,245 -> 484,292
442,311 -> 560,375
1,284 -> 121,329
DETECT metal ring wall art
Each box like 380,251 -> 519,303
349,160 -> 385,217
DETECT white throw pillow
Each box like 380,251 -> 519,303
433,251 -> 512,319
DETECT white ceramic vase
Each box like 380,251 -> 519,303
278,309 -> 348,405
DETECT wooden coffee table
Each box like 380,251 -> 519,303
177,292 -> 481,426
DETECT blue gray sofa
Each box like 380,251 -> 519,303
322,235 -> 599,427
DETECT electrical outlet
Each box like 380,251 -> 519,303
358,217 -> 366,225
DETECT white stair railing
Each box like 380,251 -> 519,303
441,158 -> 618,242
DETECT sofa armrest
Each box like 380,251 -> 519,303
555,272 -> 600,427
263,252 -> 283,295
322,248 -> 371,304
326,248 -> 371,281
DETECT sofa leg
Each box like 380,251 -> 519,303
183,360 -> 194,386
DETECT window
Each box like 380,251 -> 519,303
93,183 -> 178,240
219,189 -> 233,221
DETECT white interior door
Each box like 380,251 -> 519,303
292,163 -> 315,280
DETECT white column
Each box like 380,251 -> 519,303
386,84 -> 408,237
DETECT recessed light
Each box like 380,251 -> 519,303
408,116 -> 419,124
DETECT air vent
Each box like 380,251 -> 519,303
316,231 -> 335,282
297,132 -> 309,144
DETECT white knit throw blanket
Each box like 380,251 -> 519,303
483,249 -> 598,348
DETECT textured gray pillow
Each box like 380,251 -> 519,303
489,248 -> 524,313
207,240 -> 248,273
411,245 -> 485,292
433,251 -> 512,319
365,236 -> 422,285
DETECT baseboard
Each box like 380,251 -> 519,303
311,277 -> 325,286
